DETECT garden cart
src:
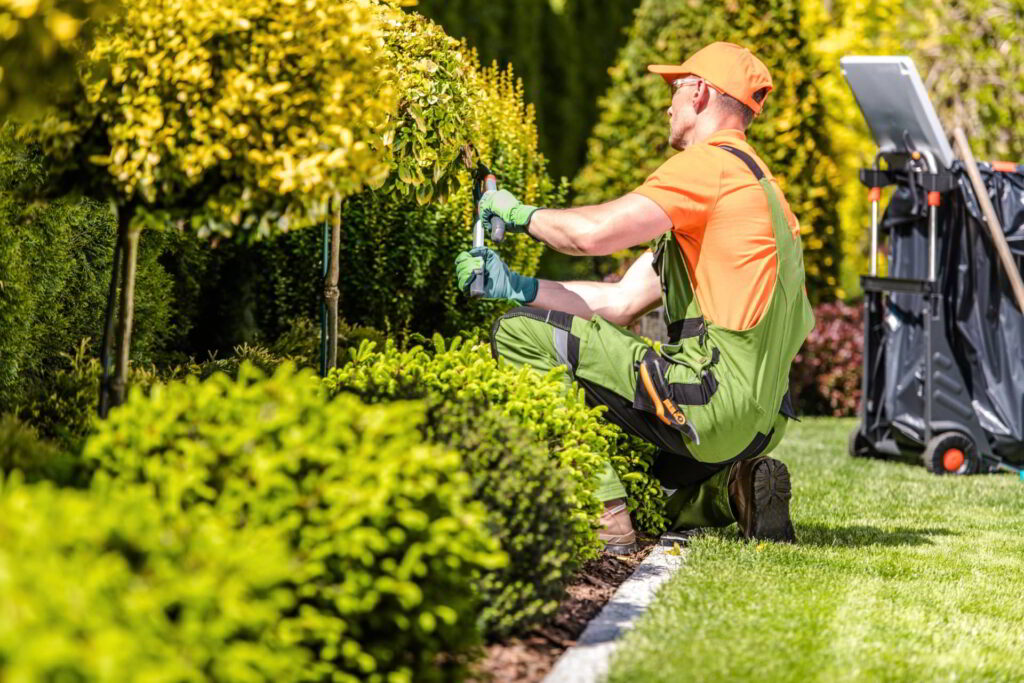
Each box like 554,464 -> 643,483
841,56 -> 1024,477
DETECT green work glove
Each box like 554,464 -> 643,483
479,189 -> 540,236
455,246 -> 538,303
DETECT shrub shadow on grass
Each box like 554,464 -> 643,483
794,523 -> 957,548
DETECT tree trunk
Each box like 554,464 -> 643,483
111,205 -> 139,409
324,194 -> 343,371
97,201 -> 123,419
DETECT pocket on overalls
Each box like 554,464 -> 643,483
631,348 -> 718,445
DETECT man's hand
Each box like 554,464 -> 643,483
455,247 -> 538,303
479,189 -> 539,236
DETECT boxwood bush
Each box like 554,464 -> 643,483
331,362 -> 580,638
327,337 -> 669,545
84,363 -> 503,682
0,474 -> 305,680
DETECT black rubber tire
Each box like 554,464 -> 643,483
921,432 -> 978,475
848,425 -> 873,458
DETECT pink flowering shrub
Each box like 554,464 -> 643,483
790,301 -> 863,417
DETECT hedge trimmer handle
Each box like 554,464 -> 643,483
470,216 -> 486,298
484,174 -> 506,243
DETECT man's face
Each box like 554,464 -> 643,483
666,78 -> 704,151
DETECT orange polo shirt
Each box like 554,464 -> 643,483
632,129 -> 800,331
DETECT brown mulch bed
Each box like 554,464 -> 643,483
469,536 -> 658,683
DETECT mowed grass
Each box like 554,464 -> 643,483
608,418 -> 1024,683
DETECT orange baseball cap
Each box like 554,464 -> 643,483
648,42 -> 773,115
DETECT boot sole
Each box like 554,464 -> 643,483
601,541 -> 638,555
751,459 -> 796,543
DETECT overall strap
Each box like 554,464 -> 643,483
717,144 -> 765,180
716,144 -> 802,299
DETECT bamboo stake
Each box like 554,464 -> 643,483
953,127 -> 1024,314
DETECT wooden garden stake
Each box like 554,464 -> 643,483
325,193 -> 343,371
953,127 -> 1024,314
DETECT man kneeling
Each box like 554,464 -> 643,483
455,42 -> 814,553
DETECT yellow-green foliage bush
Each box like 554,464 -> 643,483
0,475 -> 305,680
414,0 -> 643,179
328,339 -> 582,637
372,3 -> 473,205
574,0 -> 843,302
0,0 -> 113,116
85,363 -> 503,682
348,57 -> 564,335
327,337 -> 668,548
18,0 -> 396,238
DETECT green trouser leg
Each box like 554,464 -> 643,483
663,413 -> 788,530
491,310 -> 627,503
664,466 -> 735,529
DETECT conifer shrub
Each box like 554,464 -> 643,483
0,130 -> 188,411
85,363 -> 503,682
0,474 -> 305,680
574,0 -> 843,302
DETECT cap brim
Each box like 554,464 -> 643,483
648,64 -> 693,84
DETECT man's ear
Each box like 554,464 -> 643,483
693,81 -> 712,114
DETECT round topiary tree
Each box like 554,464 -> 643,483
573,0 -> 843,303
16,0 -> 398,414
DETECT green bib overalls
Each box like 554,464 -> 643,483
491,145 -> 814,530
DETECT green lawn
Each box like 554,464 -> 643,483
608,418 -> 1024,683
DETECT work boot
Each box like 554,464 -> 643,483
727,457 -> 796,543
598,498 -> 637,555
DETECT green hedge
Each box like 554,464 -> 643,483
0,474 -> 305,680
85,363 -> 503,682
216,59 -> 562,344
573,0 -> 843,303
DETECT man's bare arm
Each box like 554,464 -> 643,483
528,193 -> 673,256
530,250 -> 663,326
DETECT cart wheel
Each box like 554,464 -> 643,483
922,432 -> 978,475
848,425 -> 874,458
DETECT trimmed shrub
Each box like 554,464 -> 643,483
573,0 -> 843,303
0,474 -> 305,680
327,337 -> 669,547
332,361 -> 581,638
85,363 -> 503,682
790,300 -> 863,417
